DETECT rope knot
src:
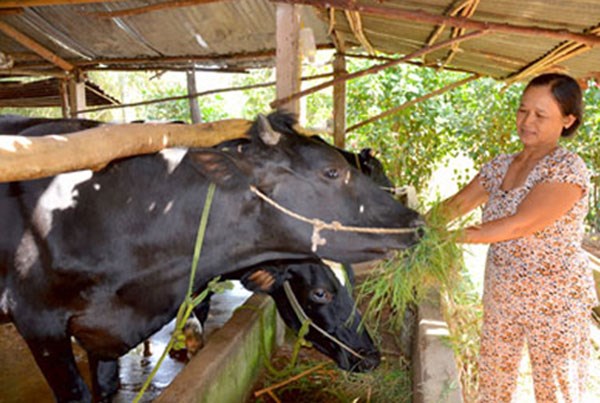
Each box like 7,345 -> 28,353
311,220 -> 327,252
330,220 -> 343,230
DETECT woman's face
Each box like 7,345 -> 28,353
516,84 -> 576,147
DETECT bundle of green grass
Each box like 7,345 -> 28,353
357,204 -> 466,330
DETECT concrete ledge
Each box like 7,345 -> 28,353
156,293 -> 282,403
413,291 -> 463,403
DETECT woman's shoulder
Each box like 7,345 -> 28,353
548,147 -> 587,170
539,147 -> 590,184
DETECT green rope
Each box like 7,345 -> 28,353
134,183 -> 218,403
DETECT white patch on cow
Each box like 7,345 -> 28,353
15,230 -> 39,278
323,260 -> 347,287
0,289 -> 12,316
93,183 -> 101,191
159,148 -> 187,174
359,204 -> 364,214
33,170 -> 92,237
164,200 -> 174,214
344,171 -> 351,185
148,201 -> 156,212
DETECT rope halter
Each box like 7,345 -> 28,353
249,185 -> 418,252
282,281 -> 366,361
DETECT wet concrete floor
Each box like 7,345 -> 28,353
0,281 -> 252,403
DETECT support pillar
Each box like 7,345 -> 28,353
275,3 -> 301,116
64,71 -> 86,118
187,68 -> 202,123
333,52 -> 346,149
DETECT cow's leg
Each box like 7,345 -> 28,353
24,337 -> 92,403
88,355 -> 120,402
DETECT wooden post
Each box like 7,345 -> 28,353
59,78 -> 69,117
186,69 -> 202,123
67,72 -> 86,118
275,3 -> 301,115
332,52 -> 346,149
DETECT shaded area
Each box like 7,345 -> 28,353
0,281 -> 251,402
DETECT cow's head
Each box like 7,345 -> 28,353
242,260 -> 380,372
189,111 -> 424,263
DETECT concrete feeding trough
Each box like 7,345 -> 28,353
156,293 -> 284,403
155,274 -> 462,403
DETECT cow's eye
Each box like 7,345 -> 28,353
310,288 -> 332,303
323,168 -> 339,179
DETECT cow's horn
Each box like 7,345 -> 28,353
257,114 -> 281,146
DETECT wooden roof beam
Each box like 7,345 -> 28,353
346,74 -> 480,132
0,21 -> 75,72
270,29 -> 487,109
282,0 -> 600,47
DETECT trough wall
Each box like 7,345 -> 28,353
156,293 -> 283,403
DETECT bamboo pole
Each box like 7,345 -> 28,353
0,120 -> 252,182
281,0 -> 600,47
0,21 -> 75,71
332,52 -> 346,148
77,72 -> 333,115
346,74 -> 480,132
270,29 -> 487,109
75,44 -> 335,68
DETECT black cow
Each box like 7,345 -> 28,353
310,135 -> 393,191
0,113 -> 101,134
186,259 -> 379,371
0,111 -> 422,402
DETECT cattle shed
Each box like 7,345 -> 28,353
1,0 -> 599,146
1,1 -> 600,402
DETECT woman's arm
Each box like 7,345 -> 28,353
457,182 -> 583,243
431,174 -> 489,224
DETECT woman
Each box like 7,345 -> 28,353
436,73 -> 597,402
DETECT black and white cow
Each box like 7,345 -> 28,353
0,111 -> 423,402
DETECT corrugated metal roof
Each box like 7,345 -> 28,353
0,77 -> 120,107
323,0 -> 600,82
0,0 -> 333,74
0,0 -> 598,83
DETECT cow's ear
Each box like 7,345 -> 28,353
241,267 -> 289,294
188,150 -> 249,189
256,114 -> 281,146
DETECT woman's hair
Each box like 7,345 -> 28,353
525,73 -> 584,137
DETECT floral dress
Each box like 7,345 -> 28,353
476,147 -> 597,403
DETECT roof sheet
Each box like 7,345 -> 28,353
0,77 -> 120,107
0,0 -> 598,83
